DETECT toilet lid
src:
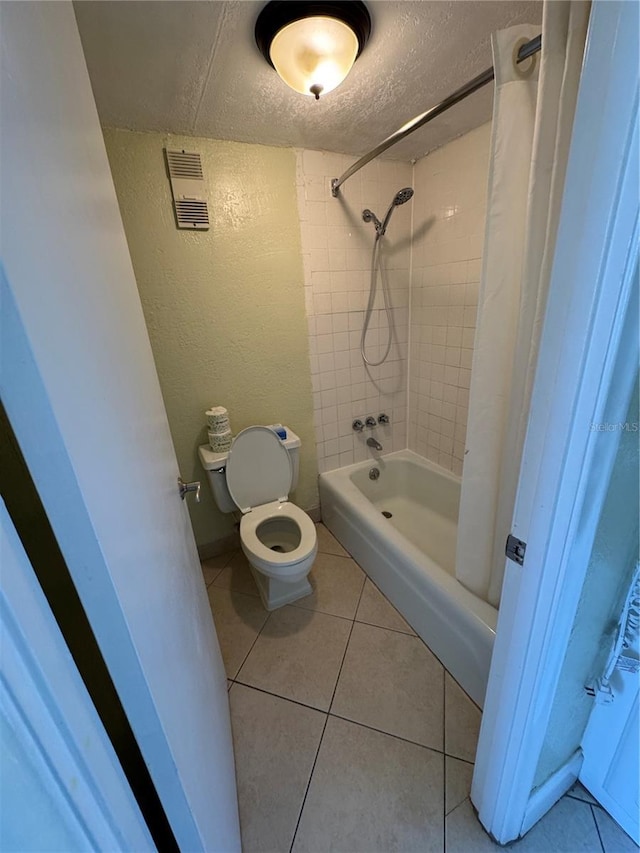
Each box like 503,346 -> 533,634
226,426 -> 293,514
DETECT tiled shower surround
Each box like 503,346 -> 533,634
296,150 -> 412,473
298,123 -> 491,475
408,124 -> 491,475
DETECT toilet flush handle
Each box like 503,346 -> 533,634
178,476 -> 201,502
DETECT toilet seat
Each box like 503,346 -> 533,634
240,501 -> 317,578
226,426 -> 292,514
226,427 -> 317,581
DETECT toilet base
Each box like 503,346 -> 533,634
248,565 -> 312,611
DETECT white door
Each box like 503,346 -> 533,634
0,4 -> 240,851
580,564 -> 640,843
471,0 -> 639,844
1,499 -> 153,852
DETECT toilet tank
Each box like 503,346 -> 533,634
198,427 -> 301,514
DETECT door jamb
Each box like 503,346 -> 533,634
471,0 -> 640,842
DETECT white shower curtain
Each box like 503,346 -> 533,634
455,2 -> 590,607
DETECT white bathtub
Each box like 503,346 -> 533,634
319,450 -> 497,707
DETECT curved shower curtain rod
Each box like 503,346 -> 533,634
331,33 -> 542,197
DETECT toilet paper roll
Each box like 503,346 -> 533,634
206,407 -> 231,431
208,428 -> 231,440
208,430 -> 232,452
207,418 -> 231,435
208,418 -> 230,434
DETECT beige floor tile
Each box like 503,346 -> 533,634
444,672 -> 481,762
316,522 -> 350,558
212,550 -> 260,598
566,780 -> 598,805
201,550 -> 236,586
331,622 -> 444,750
446,794 -> 603,853
517,796 -> 603,852
229,684 -> 326,853
445,798 -> 501,852
237,606 -> 352,711
207,587 -> 269,679
592,805 -> 639,853
292,715 -> 444,852
445,756 -> 474,815
293,552 -> 365,619
355,578 -> 415,634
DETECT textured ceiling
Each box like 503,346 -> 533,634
75,0 -> 542,162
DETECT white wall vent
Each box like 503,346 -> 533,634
164,149 -> 210,230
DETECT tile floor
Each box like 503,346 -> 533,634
202,524 -> 634,853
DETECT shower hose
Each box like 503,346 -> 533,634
361,233 -> 394,367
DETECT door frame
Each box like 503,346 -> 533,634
1,498 -> 153,851
471,0 -> 639,843
0,5 -> 239,850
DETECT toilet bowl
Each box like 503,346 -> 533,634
240,501 -> 317,582
201,425 -> 317,610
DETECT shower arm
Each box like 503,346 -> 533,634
331,34 -> 541,198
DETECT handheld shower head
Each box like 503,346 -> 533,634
393,187 -> 414,206
379,186 -> 414,235
362,187 -> 414,236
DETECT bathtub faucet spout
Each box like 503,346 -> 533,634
366,437 -> 383,451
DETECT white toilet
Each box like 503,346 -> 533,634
198,426 -> 317,610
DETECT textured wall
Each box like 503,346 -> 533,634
104,129 -> 317,549
408,124 -> 491,475
296,149 -> 412,472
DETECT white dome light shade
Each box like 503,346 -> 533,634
269,16 -> 359,99
255,2 -> 371,101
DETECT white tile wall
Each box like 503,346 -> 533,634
408,124 -> 491,475
297,150 -> 413,473
297,124 -> 491,476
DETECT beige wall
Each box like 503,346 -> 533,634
408,124 -> 491,475
104,129 -> 317,549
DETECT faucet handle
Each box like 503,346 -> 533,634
365,416 -> 377,428
378,413 -> 390,424
352,419 -> 365,432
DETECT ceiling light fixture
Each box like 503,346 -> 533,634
255,1 -> 371,100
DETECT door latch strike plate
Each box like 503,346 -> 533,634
506,533 -> 526,566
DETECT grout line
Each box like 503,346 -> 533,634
327,710 -> 446,757
231,607 -> 272,682
283,604 -> 419,638
351,617 -> 417,638
226,537 -> 481,848
315,547 -> 354,559
232,680 -> 329,716
322,531 -> 482,715
405,158 -> 415,440
203,549 -> 239,588
284,603 -> 354,623
231,678 -> 475,766
589,803 -> 606,853
288,714 -> 330,853
289,572 -> 367,853
443,651 -> 447,852
565,791 -> 597,805
211,581 -> 261,600
326,581 -> 365,715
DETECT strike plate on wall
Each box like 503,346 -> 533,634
505,533 -> 527,566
